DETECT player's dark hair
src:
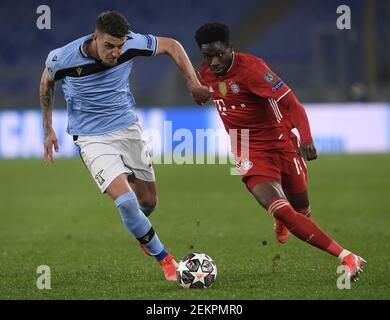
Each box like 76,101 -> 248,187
195,22 -> 230,47
96,11 -> 130,38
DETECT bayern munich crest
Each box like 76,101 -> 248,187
230,83 -> 240,94
241,159 -> 253,171
235,159 -> 253,173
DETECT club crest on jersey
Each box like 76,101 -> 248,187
218,82 -> 228,96
235,158 -> 253,174
264,72 -> 276,84
241,159 -> 253,171
230,83 -> 240,94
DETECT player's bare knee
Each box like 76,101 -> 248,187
252,181 -> 286,209
286,191 -> 309,211
139,196 -> 158,217
139,194 -> 157,208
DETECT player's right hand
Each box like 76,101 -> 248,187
298,142 -> 317,161
43,128 -> 59,165
190,84 -> 211,106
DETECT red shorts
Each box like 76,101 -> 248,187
239,151 -> 308,194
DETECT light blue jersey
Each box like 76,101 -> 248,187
45,32 -> 157,135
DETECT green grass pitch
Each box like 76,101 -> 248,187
1,154 -> 389,299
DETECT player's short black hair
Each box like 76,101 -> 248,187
96,11 -> 130,38
194,22 -> 230,48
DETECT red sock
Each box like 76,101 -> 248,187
268,198 -> 343,257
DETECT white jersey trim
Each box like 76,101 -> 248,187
153,36 -> 158,56
276,88 -> 291,102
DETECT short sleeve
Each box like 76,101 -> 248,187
247,59 -> 291,101
126,32 -> 158,56
45,49 -> 62,80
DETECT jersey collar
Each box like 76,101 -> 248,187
217,51 -> 236,79
226,51 -> 235,74
79,35 -> 93,58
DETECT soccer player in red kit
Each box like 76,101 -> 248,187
194,22 -> 366,281
273,97 -> 313,242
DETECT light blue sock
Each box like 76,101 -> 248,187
115,192 -> 166,259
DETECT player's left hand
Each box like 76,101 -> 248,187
298,142 -> 317,161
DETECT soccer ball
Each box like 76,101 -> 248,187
176,252 -> 217,288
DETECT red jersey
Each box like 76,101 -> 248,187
200,52 -> 296,156
278,102 -> 300,149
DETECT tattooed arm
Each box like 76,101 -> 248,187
40,68 -> 58,165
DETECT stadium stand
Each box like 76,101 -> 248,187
0,0 -> 389,107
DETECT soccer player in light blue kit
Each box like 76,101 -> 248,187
39,11 -> 210,281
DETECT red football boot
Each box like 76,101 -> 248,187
274,219 -> 289,244
341,253 -> 367,281
159,254 -> 178,281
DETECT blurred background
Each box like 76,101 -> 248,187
1,0 -> 389,106
0,0 -> 389,158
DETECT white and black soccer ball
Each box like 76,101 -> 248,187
176,252 -> 217,289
